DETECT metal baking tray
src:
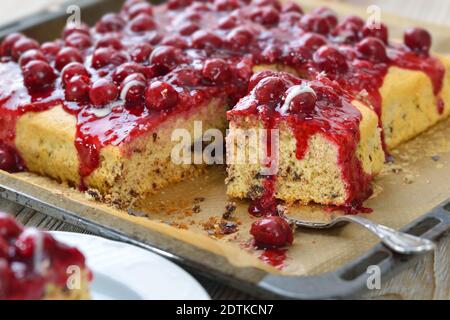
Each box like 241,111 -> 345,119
1,0 -> 450,299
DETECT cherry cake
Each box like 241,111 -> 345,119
0,213 -> 91,299
0,0 -> 449,211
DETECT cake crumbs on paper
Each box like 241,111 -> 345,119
222,202 -> 237,220
201,216 -> 239,238
403,174 -> 415,184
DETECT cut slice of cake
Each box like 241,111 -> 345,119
226,71 -> 385,212
0,212 -> 91,300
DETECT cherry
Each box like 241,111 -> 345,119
299,32 -> 328,54
313,45 -> 349,74
89,79 -> 119,106
282,2 -> 303,13
281,12 -> 303,26
40,41 -> 62,58
127,2 -> 153,19
149,45 -> 182,74
0,33 -> 24,57
191,30 -> 223,49
250,216 -> 293,248
254,76 -> 287,105
161,35 -> 188,49
286,87 -> 317,113
65,75 -> 91,102
61,62 -> 90,85
0,212 -> 23,239
218,15 -> 237,29
65,32 -> 92,50
215,0 -> 241,11
96,35 -> 123,50
300,13 -> 332,35
202,58 -> 231,83
112,62 -> 145,85
14,229 -> 56,259
120,73 -> 146,105
226,27 -> 254,48
254,0 -> 282,11
130,13 -> 157,32
362,22 -> 388,44
145,81 -> 179,110
130,43 -> 153,63
167,0 -> 193,10
122,0 -> 145,13
91,47 -> 128,69
11,38 -> 39,61
171,68 -> 201,87
0,147 -> 18,173
333,15 -> 364,43
404,27 -> 431,55
313,7 -> 338,29
190,2 -> 211,12
250,7 -> 280,26
96,13 -> 126,33
178,22 -> 200,36
248,70 -> 278,91
22,60 -> 56,91
55,47 -> 83,70
62,22 -> 90,38
356,37 -> 388,62
18,49 -> 47,67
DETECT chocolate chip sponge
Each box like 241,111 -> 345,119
0,0 -> 449,211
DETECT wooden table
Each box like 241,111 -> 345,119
1,0 -> 450,300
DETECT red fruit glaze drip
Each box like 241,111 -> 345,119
259,248 -> 287,269
0,0 -> 445,199
0,212 -> 88,299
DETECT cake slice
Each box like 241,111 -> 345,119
0,212 -> 91,300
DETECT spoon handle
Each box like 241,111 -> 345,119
338,215 -> 436,254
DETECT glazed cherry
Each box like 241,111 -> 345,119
333,15 -> 364,43
149,45 -> 182,74
254,76 -> 287,105
299,32 -> 328,53
89,79 -> 119,106
282,2 -> 303,14
191,30 -> 223,49
250,216 -> 293,248
65,32 -> 92,50
145,81 -> 179,110
112,62 -> 145,85
96,35 -> 123,50
130,43 -> 153,63
128,2 -> 154,19
178,22 -> 200,36
218,15 -> 237,29
313,45 -> 349,74
11,38 -> 39,61
250,7 -> 280,26
248,70 -> 278,91
356,37 -> 388,62
91,47 -> 128,69
96,13 -> 126,33
404,27 -> 432,55
0,33 -> 24,57
18,49 -> 47,67
55,47 -> 83,70
167,0 -> 193,10
161,35 -> 188,49
65,75 -> 91,102
202,58 -> 231,83
0,212 -> 23,239
120,73 -> 146,105
22,60 -> 56,91
61,62 -> 90,85
362,22 -> 388,44
122,0 -> 145,13
14,229 -> 56,259
227,27 -> 254,48
62,22 -> 90,38
40,41 -> 62,58
0,147 -> 18,173
286,87 -> 317,114
215,0 -> 241,11
300,13 -> 332,35
313,7 -> 338,29
254,0 -> 282,11
130,13 -> 157,32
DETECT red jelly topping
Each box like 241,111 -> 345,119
0,212 -> 87,300
0,0 -> 445,203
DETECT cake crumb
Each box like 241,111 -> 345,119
431,155 -> 440,161
403,174 -> 415,184
223,202 -> 236,220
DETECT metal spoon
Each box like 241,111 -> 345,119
282,213 -> 436,255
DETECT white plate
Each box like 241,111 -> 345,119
48,231 -> 210,300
